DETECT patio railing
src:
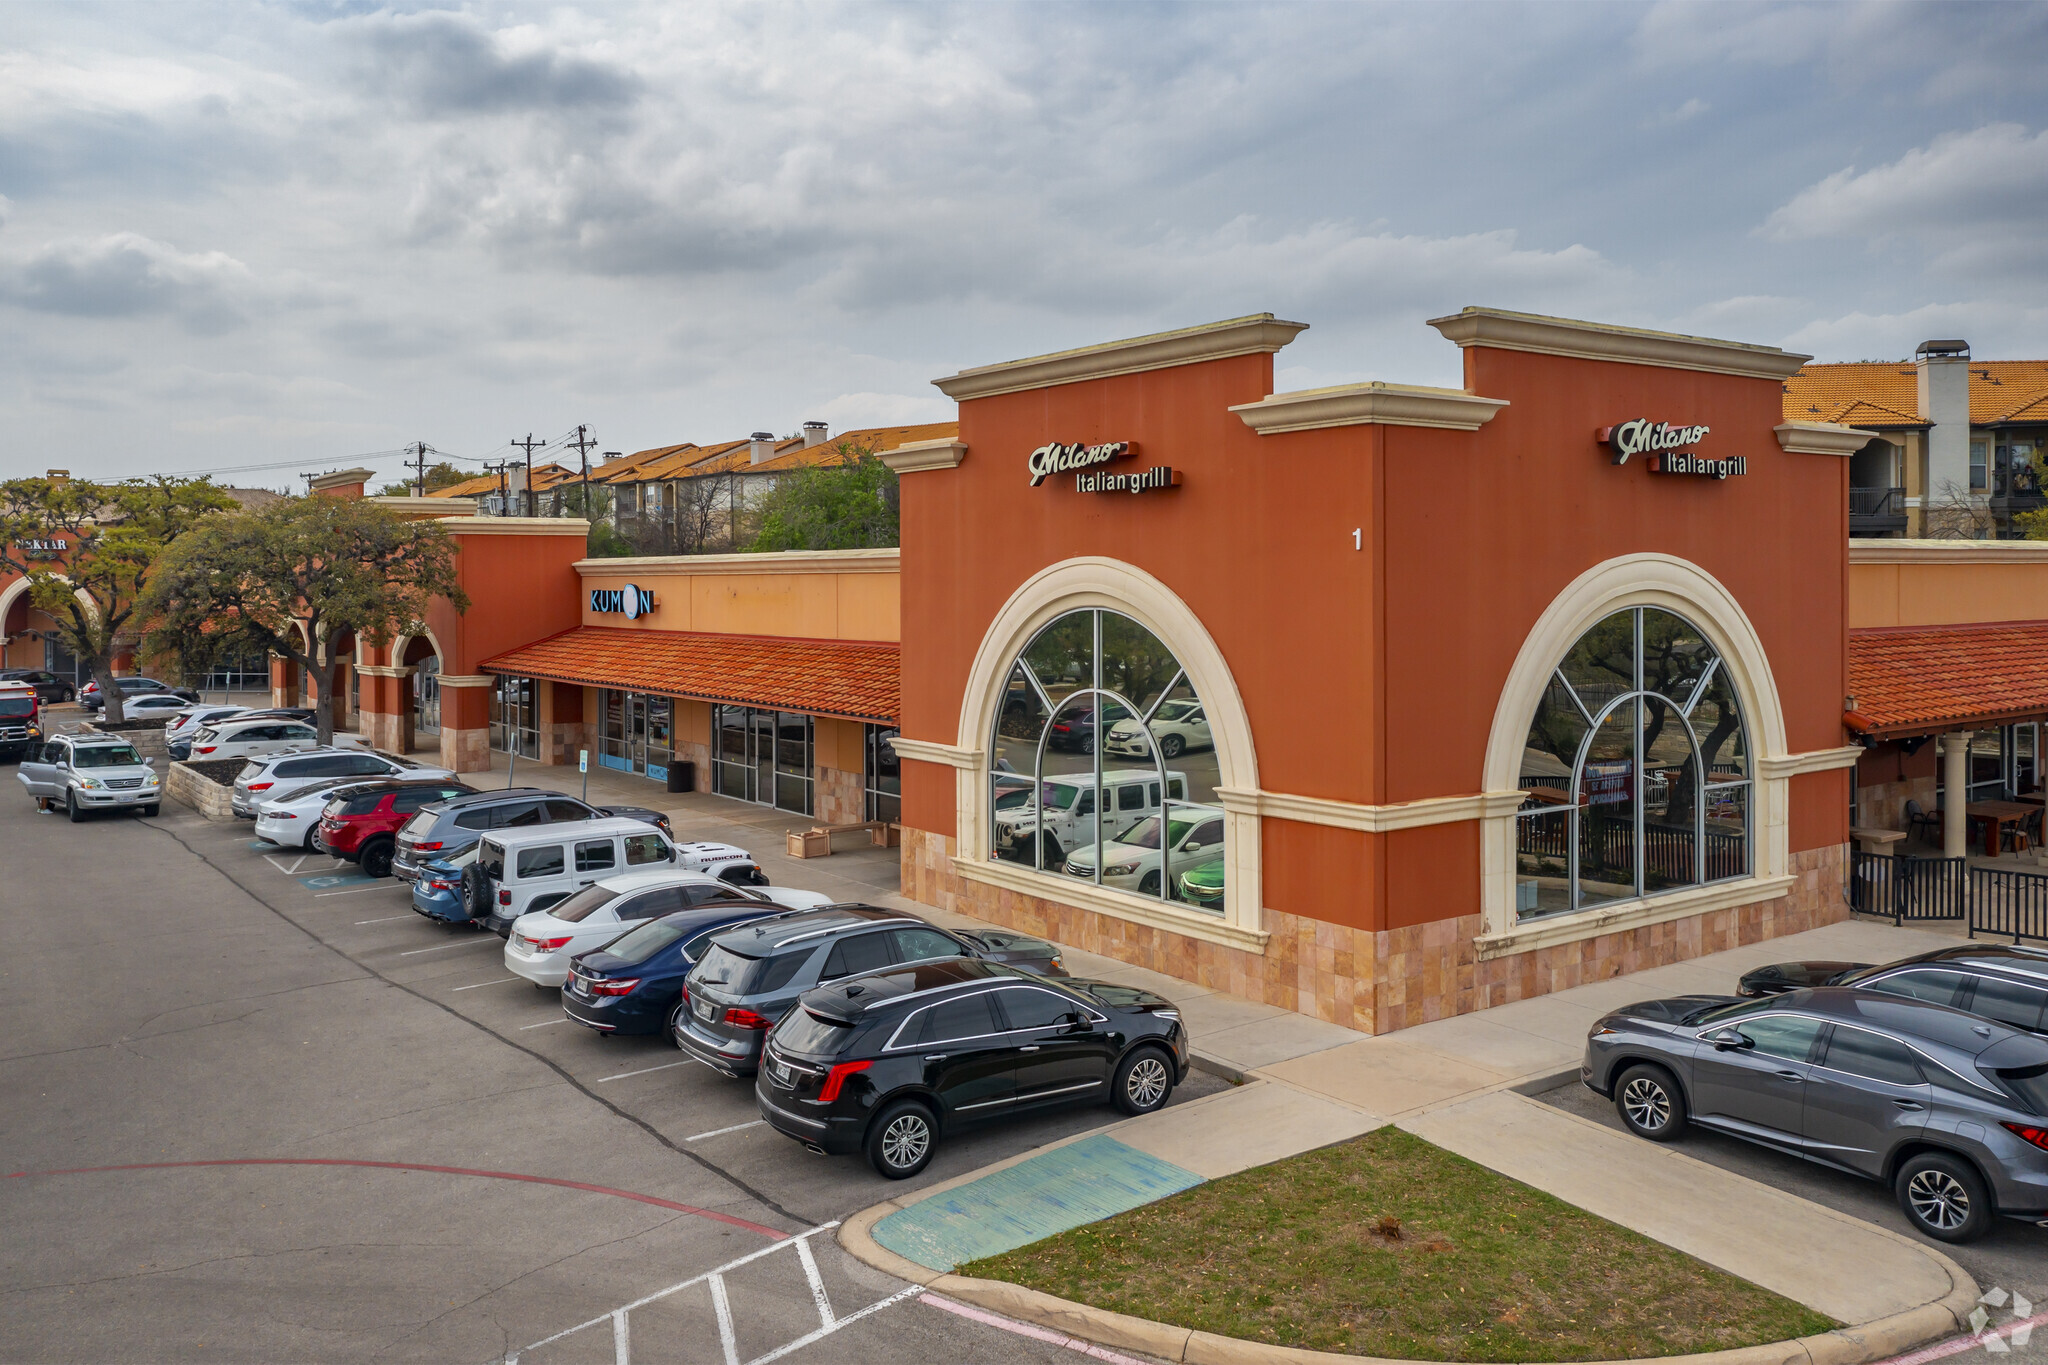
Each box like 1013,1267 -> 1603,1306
1849,850 -> 2048,943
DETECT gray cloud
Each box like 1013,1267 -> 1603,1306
342,9 -> 641,118
0,233 -> 257,334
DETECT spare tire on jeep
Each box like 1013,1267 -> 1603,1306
462,864 -> 494,925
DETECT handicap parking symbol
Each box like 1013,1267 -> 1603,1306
299,872 -> 371,890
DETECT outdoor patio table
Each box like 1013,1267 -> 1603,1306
1964,800 -> 2036,858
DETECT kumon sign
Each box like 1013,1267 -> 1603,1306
590,584 -> 655,618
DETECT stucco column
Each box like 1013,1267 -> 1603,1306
1943,730 -> 1971,859
438,675 -> 495,774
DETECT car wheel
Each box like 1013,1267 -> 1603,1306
1160,733 -> 1185,759
866,1099 -> 937,1179
1895,1152 -> 1994,1243
1080,733 -> 1094,754
666,999 -> 690,1044
66,791 -> 84,823
1613,1064 -> 1687,1142
1114,1047 -> 1175,1115
359,839 -> 395,879
1138,870 -> 1161,895
141,804 -> 159,818
1036,835 -> 1062,870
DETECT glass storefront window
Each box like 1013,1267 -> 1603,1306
987,608 -> 1223,914
598,690 -> 677,781
865,725 -> 902,823
413,656 -> 441,736
491,676 -> 539,759
1514,607 -> 1750,923
710,704 -> 813,815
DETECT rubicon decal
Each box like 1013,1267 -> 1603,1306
1027,441 -> 1134,487
590,584 -> 655,618
1600,419 -> 1711,466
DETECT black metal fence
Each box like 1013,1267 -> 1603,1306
1850,851 -> 2048,943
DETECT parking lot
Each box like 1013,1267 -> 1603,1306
0,742 -> 1220,1363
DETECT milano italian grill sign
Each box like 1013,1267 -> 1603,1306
1026,441 -> 1181,495
1600,419 -> 1744,480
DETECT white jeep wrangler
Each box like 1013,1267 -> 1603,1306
991,767 -> 1187,871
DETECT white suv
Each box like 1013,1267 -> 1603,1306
189,718 -> 366,764
231,748 -> 452,818
991,767 -> 1187,870
1063,804 -> 1225,896
16,735 -> 163,820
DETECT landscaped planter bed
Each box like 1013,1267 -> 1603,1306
166,758 -> 244,822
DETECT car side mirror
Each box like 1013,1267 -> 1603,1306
1060,1011 -> 1090,1033
1709,1028 -> 1749,1052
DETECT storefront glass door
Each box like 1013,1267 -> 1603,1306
712,704 -> 813,815
414,656 -> 441,736
600,689 -> 673,781
491,676 -> 539,759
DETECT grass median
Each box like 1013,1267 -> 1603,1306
955,1127 -> 1837,1361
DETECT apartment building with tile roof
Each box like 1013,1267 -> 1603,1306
1784,340 -> 2048,538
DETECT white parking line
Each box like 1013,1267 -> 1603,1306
397,938 -> 500,957
354,914 -> 414,924
451,977 -> 519,992
593,1060 -> 693,1084
314,884 -> 386,898
687,1120 -> 765,1142
519,1017 -> 571,1030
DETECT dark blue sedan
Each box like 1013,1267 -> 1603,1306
562,904 -> 788,1037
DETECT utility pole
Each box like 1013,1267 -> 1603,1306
298,472 -> 318,496
483,460 -> 512,516
511,433 -> 545,517
410,442 -> 430,497
568,425 -> 598,524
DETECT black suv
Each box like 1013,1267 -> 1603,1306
1738,945 -> 2048,1036
675,907 -> 1063,1077
757,956 -> 1187,1177
390,788 -> 671,883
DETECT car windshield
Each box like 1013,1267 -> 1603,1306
1113,814 -> 1197,851
1155,700 -> 1198,722
1690,998 -> 1774,1027
400,812 -> 438,837
601,918 -> 689,962
1037,782 -> 1082,810
73,744 -> 142,768
772,1008 -> 855,1058
693,943 -> 761,990
547,885 -> 623,923
0,699 -> 33,718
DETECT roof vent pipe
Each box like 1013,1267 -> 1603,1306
802,421 -> 828,448
750,431 -> 776,465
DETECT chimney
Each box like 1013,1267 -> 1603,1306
1915,339 -> 1972,504
750,431 -> 777,465
46,469 -> 69,485
802,421 -> 828,448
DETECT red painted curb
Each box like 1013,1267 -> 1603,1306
4,1157 -> 787,1240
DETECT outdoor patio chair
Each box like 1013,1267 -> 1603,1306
1904,799 -> 1938,845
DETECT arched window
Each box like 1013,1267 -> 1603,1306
988,608 -> 1225,913
1514,607 -> 1749,922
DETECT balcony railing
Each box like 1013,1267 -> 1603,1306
1849,485 -> 1908,536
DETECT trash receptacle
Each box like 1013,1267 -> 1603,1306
668,761 -> 695,794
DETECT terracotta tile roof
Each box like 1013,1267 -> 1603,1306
480,625 -> 899,723
428,463 -> 577,499
684,423 -> 961,478
1848,621 -> 2048,736
593,445 -> 697,484
1784,360 -> 2048,427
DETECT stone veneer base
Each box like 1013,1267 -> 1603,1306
901,830 -> 1850,1035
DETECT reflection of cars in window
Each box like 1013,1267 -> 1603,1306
1177,859 -> 1225,911
991,769 -> 1187,870
1064,806 -> 1225,897
1045,700 -> 1132,754
1105,699 -> 1211,759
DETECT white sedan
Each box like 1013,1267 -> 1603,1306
1104,698 -> 1212,759
253,778 -> 374,850
119,693 -> 198,719
168,706 -> 249,743
504,869 -> 835,988
1061,805 -> 1226,896
188,718 -> 367,763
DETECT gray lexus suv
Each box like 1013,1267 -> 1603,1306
1583,986 -> 2048,1243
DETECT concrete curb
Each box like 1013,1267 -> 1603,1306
838,1194 -> 1981,1365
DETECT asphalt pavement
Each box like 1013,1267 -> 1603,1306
0,769 -> 1216,1363
1537,1076 -> 2046,1311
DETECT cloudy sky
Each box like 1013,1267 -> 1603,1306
3,1 -> 2045,486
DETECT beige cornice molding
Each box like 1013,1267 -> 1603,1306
1427,307 -> 1811,380
1849,539 -> 2048,564
880,438 -> 967,474
573,548 -> 900,577
351,664 -> 417,679
1474,873 -> 1797,960
436,674 -> 495,688
953,856 -> 1271,955
1775,422 -> 1877,457
934,314 -> 1308,402
887,737 -> 980,769
1755,746 -> 1864,779
308,467 -> 376,493
1216,786 -> 1527,832
1231,382 -> 1509,435
439,517 -> 590,537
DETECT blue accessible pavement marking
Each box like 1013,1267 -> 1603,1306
298,872 -> 371,890
246,840 -> 273,852
872,1133 -> 1203,1271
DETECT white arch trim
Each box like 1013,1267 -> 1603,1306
950,556 -> 1268,953
1478,553 -> 1805,955
389,626 -> 448,671
0,573 -> 100,640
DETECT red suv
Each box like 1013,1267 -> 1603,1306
321,780 -> 476,878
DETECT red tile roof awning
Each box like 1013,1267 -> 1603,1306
480,626 -> 898,724
1848,622 -> 2048,738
